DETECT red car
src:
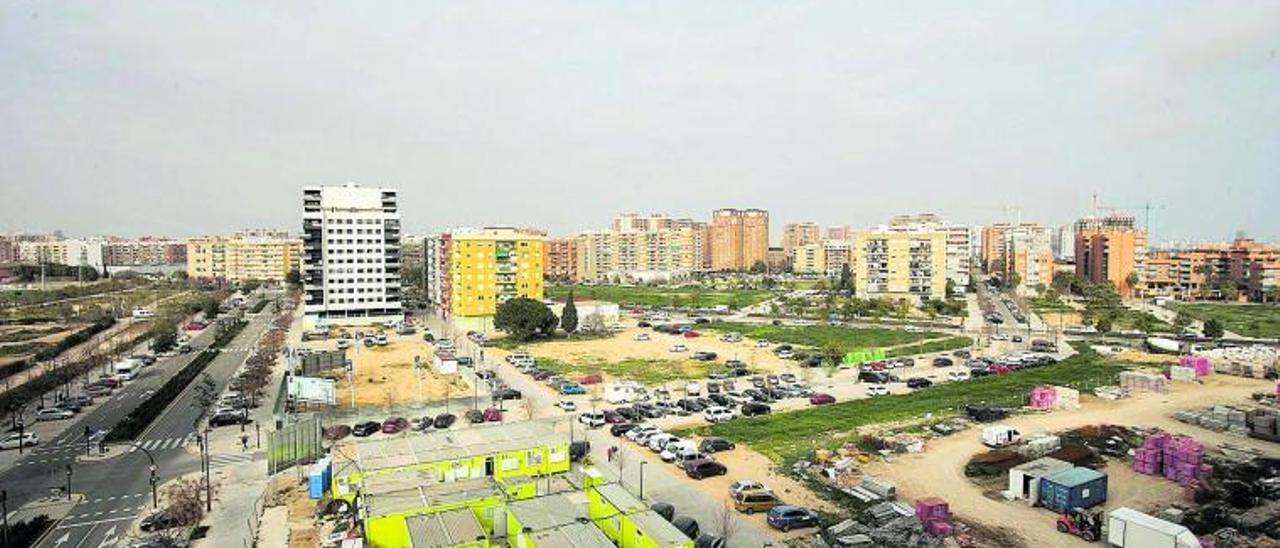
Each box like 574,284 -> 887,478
184,322 -> 206,331
683,331 -> 700,338
990,364 -> 1012,375
580,374 -> 603,385
483,407 -> 502,422
381,417 -> 408,434
809,393 -> 836,405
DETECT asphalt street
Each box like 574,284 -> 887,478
0,298 -> 275,548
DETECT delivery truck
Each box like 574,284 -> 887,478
981,425 -> 1021,448
1106,507 -> 1200,548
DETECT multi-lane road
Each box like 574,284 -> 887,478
0,295 -> 276,548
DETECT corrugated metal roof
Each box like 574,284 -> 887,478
1043,467 -> 1105,487
507,494 -> 587,531
592,483 -> 647,514
628,510 -> 691,546
1010,457 -> 1072,475
529,522 -> 615,547
363,477 -> 501,518
350,421 -> 567,473
406,508 -> 486,547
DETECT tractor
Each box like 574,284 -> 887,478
1056,507 -> 1103,542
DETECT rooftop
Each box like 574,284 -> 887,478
405,508 -> 487,548
1043,466 -> 1106,488
529,522 -> 616,548
627,509 -> 692,546
362,477 -> 501,518
344,420 -> 567,475
507,493 -> 591,531
592,483 -> 647,515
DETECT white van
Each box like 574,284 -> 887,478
113,360 -> 138,381
132,308 -> 156,320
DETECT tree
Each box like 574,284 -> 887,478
285,268 -> 302,288
1203,318 -> 1225,339
946,278 -> 958,298
1124,271 -> 1141,297
713,499 -> 741,543
1133,313 -> 1156,335
1174,311 -> 1194,331
561,291 -> 579,335
1094,315 -> 1113,334
839,263 -> 853,292
192,373 -> 218,421
822,342 -> 844,372
1006,271 -> 1022,289
581,312 -> 606,335
162,476 -> 221,533
494,298 -> 558,341
749,261 -> 768,274
200,297 -> 220,318
149,321 -> 178,353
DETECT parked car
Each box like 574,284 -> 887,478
625,425 -> 661,442
906,377 -> 934,389
494,388 -> 523,400
932,357 -> 954,367
610,423 -> 638,437
602,410 -> 626,424
865,384 -> 890,397
669,344 -> 688,353
634,333 -> 651,341
740,402 -> 771,416
734,489 -> 782,514
699,437 -> 736,453
947,370 -> 971,381
482,407 -> 502,422
808,393 -> 836,405
682,331 -> 700,338
352,421 -> 381,437
728,479 -> 767,498
684,458 -> 728,479
381,417 -> 408,434
36,408 -> 74,421
139,511 -> 179,532
579,411 -> 606,428
704,406 -> 734,423
0,432 -> 38,450
433,414 -> 457,429
766,506 -> 820,532
464,409 -> 485,424
323,425 -> 352,441
580,373 -> 603,385
209,410 -> 249,427
558,400 -> 578,412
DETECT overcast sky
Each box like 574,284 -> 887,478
2,2 -> 1277,244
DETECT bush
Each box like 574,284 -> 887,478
0,316 -> 117,383
5,514 -> 53,548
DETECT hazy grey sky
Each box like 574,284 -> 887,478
2,2 -> 1277,244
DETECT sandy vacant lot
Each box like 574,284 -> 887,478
305,331 -> 472,409
862,374 -> 1278,547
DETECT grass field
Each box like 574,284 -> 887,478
535,355 -> 711,385
884,336 -> 973,358
491,331 -> 617,350
1170,303 -> 1280,338
683,345 -> 1126,462
701,321 -> 945,352
546,285 -> 772,309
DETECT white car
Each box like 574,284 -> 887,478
865,384 -> 890,397
634,428 -> 665,445
0,432 -> 38,450
724,392 -> 752,405
648,433 -> 679,452
728,479 -> 768,498
626,425 -> 660,443
685,381 -> 702,396
670,344 -> 688,353
634,333 -> 651,342
904,325 -> 922,333
947,370 -> 970,382
754,340 -> 771,348
578,411 -> 605,427
608,323 -> 626,332
558,400 -> 578,412
36,408 -> 75,421
336,339 -> 350,350
660,441 -> 698,462
991,334 -> 1010,341
776,349 -> 794,359
704,406 -> 734,423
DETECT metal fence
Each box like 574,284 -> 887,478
267,413 -> 323,475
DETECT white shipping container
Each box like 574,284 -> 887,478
1107,507 -> 1200,548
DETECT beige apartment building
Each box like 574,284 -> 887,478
981,223 -> 1053,291
576,214 -> 709,282
186,230 -> 301,282
793,239 -> 853,277
855,229 -> 946,302
710,208 -> 769,271
1145,238 -> 1280,301
888,213 -> 971,288
781,222 -> 821,256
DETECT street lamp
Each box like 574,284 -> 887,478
65,465 -> 73,500
639,461 -> 647,499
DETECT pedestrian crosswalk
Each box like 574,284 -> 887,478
130,433 -> 197,452
208,451 -> 260,469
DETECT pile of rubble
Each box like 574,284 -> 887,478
825,501 -> 947,548
1174,404 -> 1280,442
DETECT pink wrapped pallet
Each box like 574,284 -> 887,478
926,520 -> 954,537
915,498 -> 950,522
1180,355 -> 1212,377
1030,386 -> 1057,409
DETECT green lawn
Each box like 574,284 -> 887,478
884,336 -> 973,358
490,331 -> 617,350
701,321 -> 945,353
1170,303 -> 1280,338
547,285 -> 772,310
534,356 -> 710,385
681,345 -> 1126,462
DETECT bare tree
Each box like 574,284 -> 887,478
520,396 -> 536,420
714,499 -> 740,543
159,476 -> 222,542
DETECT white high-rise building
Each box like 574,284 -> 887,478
302,183 -> 403,329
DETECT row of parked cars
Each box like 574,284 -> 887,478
613,423 -> 731,479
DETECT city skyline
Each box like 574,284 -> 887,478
3,3 -> 1279,243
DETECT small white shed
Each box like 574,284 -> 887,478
1008,457 -> 1072,503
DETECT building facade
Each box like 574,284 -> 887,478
709,208 -> 768,271
18,239 -> 106,270
543,238 -> 580,282
1144,238 -> 1280,301
186,230 -> 301,283
981,223 -> 1053,291
781,222 -> 821,256
1074,214 -> 1147,298
855,229 -> 946,302
301,183 -> 403,329
574,214 -> 709,282
104,238 -> 186,266
888,213 -> 971,289
424,228 -> 545,327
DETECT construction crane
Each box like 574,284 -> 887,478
1089,193 -> 1165,234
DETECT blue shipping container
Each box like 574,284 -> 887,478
308,457 -> 332,499
1037,467 -> 1107,512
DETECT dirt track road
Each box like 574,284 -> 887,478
864,374 -> 1279,546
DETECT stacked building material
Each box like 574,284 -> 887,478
1132,432 -> 1168,475
1161,436 -> 1205,485
1094,386 -> 1128,400
1030,386 -> 1057,409
1120,371 -> 1168,393
914,497 -> 952,537
1250,408 -> 1280,442
1052,386 -> 1081,410
1180,355 -> 1212,376
1169,365 -> 1197,382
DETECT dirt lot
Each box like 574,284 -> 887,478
305,331 -> 472,409
861,374 -> 1279,547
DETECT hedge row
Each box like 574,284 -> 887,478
250,298 -> 270,314
104,319 -> 248,442
0,329 -> 152,414
0,316 -> 118,382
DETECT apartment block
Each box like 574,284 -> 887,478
1074,214 -> 1147,298
792,243 -> 825,275
765,247 -> 788,272
709,208 -> 768,271
575,214 -> 709,282
888,213 -> 971,288
18,239 -> 106,270
825,225 -> 855,241
302,183 -> 403,329
104,238 -> 186,266
855,229 -> 946,302
1144,238 -> 1280,301
782,222 -> 821,256
424,228 -> 545,327
186,231 -> 301,283
0,238 -> 15,264
1004,226 -> 1054,289
543,237 -> 580,282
